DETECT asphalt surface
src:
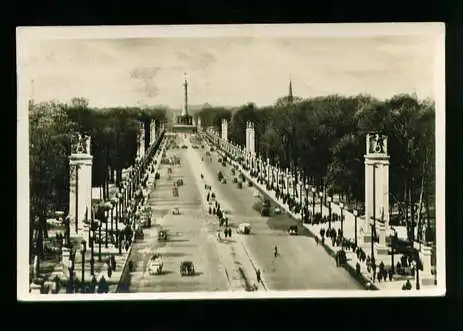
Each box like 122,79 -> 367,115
119,136 -> 230,292
198,140 -> 364,291
120,133 -> 363,292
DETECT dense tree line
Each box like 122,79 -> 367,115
29,97 -> 167,229
196,93 -> 435,238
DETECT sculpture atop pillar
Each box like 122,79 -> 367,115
72,134 -> 91,155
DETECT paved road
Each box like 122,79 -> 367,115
119,135 -> 230,292
197,139 -> 364,291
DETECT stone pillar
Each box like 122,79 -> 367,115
246,121 -> 255,155
150,120 -> 156,145
420,245 -> 435,286
221,118 -> 228,142
139,123 -> 145,159
363,133 -> 390,249
69,134 -> 93,237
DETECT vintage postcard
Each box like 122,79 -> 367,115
17,23 -> 445,301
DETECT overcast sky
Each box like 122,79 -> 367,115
18,28 -> 441,109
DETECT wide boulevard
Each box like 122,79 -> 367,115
119,133 -> 363,292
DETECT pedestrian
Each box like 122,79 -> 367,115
90,275 -> 97,292
405,279 -> 412,290
111,254 -> 116,271
224,228 -> 228,238
228,228 -> 232,238
388,268 -> 393,281
274,245 -> 278,257
315,236 -> 319,245
256,268 -> 261,283
107,264 -> 112,278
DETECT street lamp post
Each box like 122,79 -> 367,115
104,204 -> 110,248
80,240 -> 86,287
319,191 -> 323,215
89,230 -> 94,275
327,196 -> 332,229
311,187 -> 316,219
110,201 -> 115,237
340,202 -> 344,236
98,219 -> 102,262
353,209 -> 358,247
390,228 -> 397,275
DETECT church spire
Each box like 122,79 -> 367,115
288,76 -> 293,104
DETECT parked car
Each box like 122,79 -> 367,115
274,207 -> 282,215
172,207 -> 180,215
181,145 -> 188,149
180,261 -> 195,276
288,225 -> 298,235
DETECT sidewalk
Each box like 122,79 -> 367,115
213,147 -> 416,291
33,135 -> 168,295
185,138 -> 267,291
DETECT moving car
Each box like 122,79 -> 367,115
260,199 -> 271,216
237,223 -> 251,235
288,225 -> 298,235
148,255 -> 164,275
180,261 -> 195,276
181,145 -> 188,149
158,230 -> 168,241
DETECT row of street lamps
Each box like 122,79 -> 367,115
66,130 -> 164,291
208,129 -> 428,290
206,129 -> 364,253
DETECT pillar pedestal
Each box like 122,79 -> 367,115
30,282 -> 42,294
420,245 -> 435,286
376,222 -> 389,256
69,153 -> 93,237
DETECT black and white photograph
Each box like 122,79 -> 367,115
17,23 -> 445,300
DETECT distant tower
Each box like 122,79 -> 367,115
182,72 -> 188,116
175,72 -> 193,129
288,76 -> 294,104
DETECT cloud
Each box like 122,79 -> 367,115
130,66 -> 161,98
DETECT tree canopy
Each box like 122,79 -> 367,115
196,93 -> 435,235
29,99 -> 167,221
